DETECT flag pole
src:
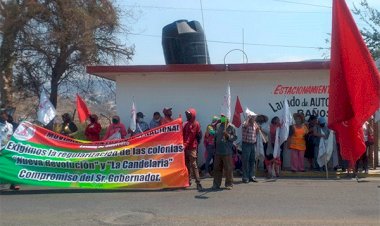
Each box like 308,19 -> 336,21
325,155 -> 328,179
72,109 -> 77,122
258,128 -> 267,143
322,130 -> 328,179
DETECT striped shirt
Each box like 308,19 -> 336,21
242,122 -> 257,144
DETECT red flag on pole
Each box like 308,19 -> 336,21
328,0 -> 380,165
76,94 -> 91,123
232,96 -> 243,128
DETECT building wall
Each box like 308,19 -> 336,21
115,69 -> 329,168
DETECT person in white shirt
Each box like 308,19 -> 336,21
0,111 -> 13,148
0,110 -> 19,190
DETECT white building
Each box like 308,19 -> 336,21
87,61 -> 330,168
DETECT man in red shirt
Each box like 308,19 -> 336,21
85,114 -> 102,141
183,108 -> 203,191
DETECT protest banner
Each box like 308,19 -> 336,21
0,118 -> 189,189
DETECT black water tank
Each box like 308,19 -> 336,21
162,20 -> 210,64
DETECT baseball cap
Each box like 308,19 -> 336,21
137,112 -> 145,118
318,117 -> 326,124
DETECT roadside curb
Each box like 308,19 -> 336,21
252,170 -> 380,178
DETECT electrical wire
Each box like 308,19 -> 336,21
271,0 -> 332,9
120,4 -> 330,14
127,32 -> 330,50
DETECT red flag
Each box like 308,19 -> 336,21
76,94 -> 91,123
232,96 -> 243,128
329,0 -> 380,165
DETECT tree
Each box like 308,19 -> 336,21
321,1 -> 380,61
353,0 -> 380,60
18,0 -> 133,108
0,0 -> 42,108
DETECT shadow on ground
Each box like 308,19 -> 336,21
0,187 -> 188,196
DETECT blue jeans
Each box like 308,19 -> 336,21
242,142 -> 256,180
205,145 -> 215,173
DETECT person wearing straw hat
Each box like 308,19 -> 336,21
241,114 -> 259,183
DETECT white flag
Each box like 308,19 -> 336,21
273,97 -> 292,158
107,130 -> 122,140
279,97 -> 293,145
255,132 -> 265,161
317,130 -> 334,167
220,83 -> 231,120
375,108 -> 380,123
130,100 -> 136,132
273,127 -> 281,158
37,88 -> 56,125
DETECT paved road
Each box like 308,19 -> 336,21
1,178 -> 379,226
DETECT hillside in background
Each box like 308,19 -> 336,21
12,94 -> 116,129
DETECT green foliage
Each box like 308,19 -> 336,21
353,0 -> 380,60
1,0 -> 134,109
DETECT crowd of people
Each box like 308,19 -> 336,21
54,106 -> 375,191
287,113 -> 375,176
53,107 -> 175,141
0,105 -> 377,191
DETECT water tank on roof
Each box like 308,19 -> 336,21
162,20 -> 210,64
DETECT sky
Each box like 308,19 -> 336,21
115,0 -> 380,65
